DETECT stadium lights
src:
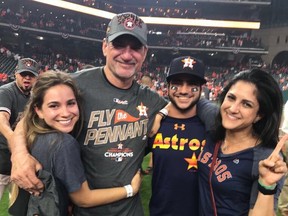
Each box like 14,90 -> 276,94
142,17 -> 260,29
184,0 -> 271,5
31,0 -> 260,29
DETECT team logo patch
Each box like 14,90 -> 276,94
104,143 -> 134,162
233,159 -> 239,164
124,18 -> 135,30
181,57 -> 196,70
22,59 -> 36,68
136,102 -> 148,117
117,13 -> 144,29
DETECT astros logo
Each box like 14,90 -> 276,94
181,57 -> 196,69
137,102 -> 148,117
124,18 -> 135,30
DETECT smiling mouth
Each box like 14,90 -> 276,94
176,95 -> 192,99
117,60 -> 135,66
57,119 -> 73,125
226,112 -> 239,120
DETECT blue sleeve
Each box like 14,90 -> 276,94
196,98 -> 219,131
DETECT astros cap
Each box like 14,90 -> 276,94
167,56 -> 206,85
15,58 -> 40,77
106,12 -> 148,45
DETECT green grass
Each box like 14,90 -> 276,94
0,189 -> 9,216
0,155 -> 152,216
141,153 -> 152,216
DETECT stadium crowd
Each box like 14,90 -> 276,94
0,5 -> 263,49
0,41 -> 288,102
0,2 -> 286,101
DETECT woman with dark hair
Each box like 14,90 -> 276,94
198,68 -> 287,216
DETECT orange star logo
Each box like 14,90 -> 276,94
181,57 -> 196,69
184,152 -> 198,170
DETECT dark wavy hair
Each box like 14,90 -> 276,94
22,71 -> 83,149
214,68 -> 283,148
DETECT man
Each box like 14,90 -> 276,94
0,58 -> 39,200
148,56 -> 207,216
10,12 -> 167,216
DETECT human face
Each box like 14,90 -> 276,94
102,35 -> 147,86
15,72 -> 37,94
220,80 -> 261,133
168,74 -> 202,112
35,84 -> 79,133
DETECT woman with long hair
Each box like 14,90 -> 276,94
9,71 -> 141,215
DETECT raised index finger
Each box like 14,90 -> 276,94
269,134 -> 288,157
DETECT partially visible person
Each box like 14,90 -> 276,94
140,74 -> 154,89
140,74 -> 156,175
9,71 -> 142,216
0,58 -> 39,201
148,56 -> 207,216
10,12 -> 168,216
278,100 -> 288,216
198,69 -> 287,216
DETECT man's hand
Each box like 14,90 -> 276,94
9,118 -> 43,194
11,151 -> 43,194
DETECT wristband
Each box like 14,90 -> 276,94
124,184 -> 133,198
158,108 -> 168,119
258,180 -> 277,195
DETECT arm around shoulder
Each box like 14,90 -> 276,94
197,98 -> 219,131
10,118 -> 43,193
69,170 -> 142,207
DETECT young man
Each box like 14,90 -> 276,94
10,12 -> 167,216
0,58 -> 39,200
148,56 -> 207,216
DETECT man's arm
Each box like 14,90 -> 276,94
196,98 -> 219,131
0,111 -> 13,145
9,118 -> 43,193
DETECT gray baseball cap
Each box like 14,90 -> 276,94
15,58 -> 40,77
167,56 -> 206,85
106,12 -> 148,45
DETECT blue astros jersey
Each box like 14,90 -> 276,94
149,115 -> 206,216
198,136 -> 254,216
198,137 -> 285,216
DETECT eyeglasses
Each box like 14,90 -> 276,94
108,36 -> 144,51
19,72 -> 36,77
